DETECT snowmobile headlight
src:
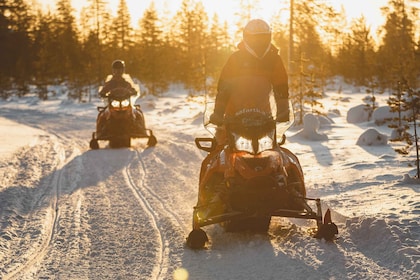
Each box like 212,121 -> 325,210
234,134 -> 253,154
111,100 -> 120,108
257,135 -> 274,153
120,99 -> 130,107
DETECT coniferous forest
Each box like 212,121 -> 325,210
0,0 -> 419,99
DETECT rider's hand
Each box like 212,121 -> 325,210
209,113 -> 224,126
276,110 -> 290,122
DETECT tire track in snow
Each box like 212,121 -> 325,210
134,148 -> 187,229
123,148 -> 187,280
4,141 -> 78,280
123,151 -> 166,280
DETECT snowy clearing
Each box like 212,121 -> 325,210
0,83 -> 418,279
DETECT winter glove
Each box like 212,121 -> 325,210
209,113 -> 224,126
276,98 -> 290,122
276,110 -> 290,122
129,88 -> 138,96
99,91 -> 108,98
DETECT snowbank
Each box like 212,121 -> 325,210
373,105 -> 411,125
356,128 -> 388,146
295,113 -> 328,141
0,117 -> 47,158
347,104 -> 370,123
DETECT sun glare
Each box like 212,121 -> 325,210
128,0 -> 387,30
42,0 -> 388,35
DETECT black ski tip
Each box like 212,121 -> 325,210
314,223 -> 338,241
314,208 -> 338,241
186,229 -> 208,249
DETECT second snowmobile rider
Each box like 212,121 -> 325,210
99,60 -> 138,98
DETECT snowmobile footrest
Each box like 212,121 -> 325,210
271,209 -> 322,222
196,211 -> 247,227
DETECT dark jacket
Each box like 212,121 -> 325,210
99,76 -> 137,98
214,42 -> 289,118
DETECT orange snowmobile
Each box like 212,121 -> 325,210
186,100 -> 337,249
89,88 -> 157,149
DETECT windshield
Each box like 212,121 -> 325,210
203,96 -> 295,141
98,74 -> 140,104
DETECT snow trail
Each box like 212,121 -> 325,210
0,88 -> 418,279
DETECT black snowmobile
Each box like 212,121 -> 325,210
186,100 -> 338,249
89,87 -> 157,149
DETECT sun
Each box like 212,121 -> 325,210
43,0 -> 387,37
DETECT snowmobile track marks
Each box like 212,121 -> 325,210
122,149 -> 187,279
3,142 -> 76,280
123,151 -> 166,279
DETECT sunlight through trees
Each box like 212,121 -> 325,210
0,0 -> 418,97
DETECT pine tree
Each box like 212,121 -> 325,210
33,11 -> 56,97
81,0 -> 111,43
80,0 -> 112,84
377,0 -> 417,89
292,0 -> 334,64
336,16 -> 376,85
391,81 -> 420,179
55,0 -> 83,82
290,51 -> 309,124
111,0 -> 133,54
289,0 -> 337,112
233,0 -> 260,43
363,79 -> 382,121
270,13 -> 289,65
304,66 -> 323,115
136,2 -> 168,95
402,86 -> 419,178
0,0 -> 34,95
80,31 -> 102,101
205,14 -> 232,95
387,80 -> 408,140
171,0 -> 209,94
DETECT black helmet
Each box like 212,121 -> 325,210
243,19 -> 272,58
112,60 -> 125,69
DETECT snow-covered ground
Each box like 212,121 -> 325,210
0,81 -> 418,279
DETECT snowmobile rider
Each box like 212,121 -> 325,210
209,19 -> 290,129
99,60 -> 138,98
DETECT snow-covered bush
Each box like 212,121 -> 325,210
296,113 -> 328,141
356,128 -> 388,146
347,104 -> 370,123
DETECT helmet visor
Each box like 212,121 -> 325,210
112,60 -> 125,69
244,33 -> 271,57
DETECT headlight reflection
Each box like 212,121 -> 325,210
258,135 -> 273,153
121,99 -> 130,107
110,99 -> 130,108
233,132 -> 275,154
234,135 -> 253,154
111,100 -> 120,107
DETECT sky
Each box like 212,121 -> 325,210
41,0 -> 388,34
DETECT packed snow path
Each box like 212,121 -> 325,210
0,90 -> 418,279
